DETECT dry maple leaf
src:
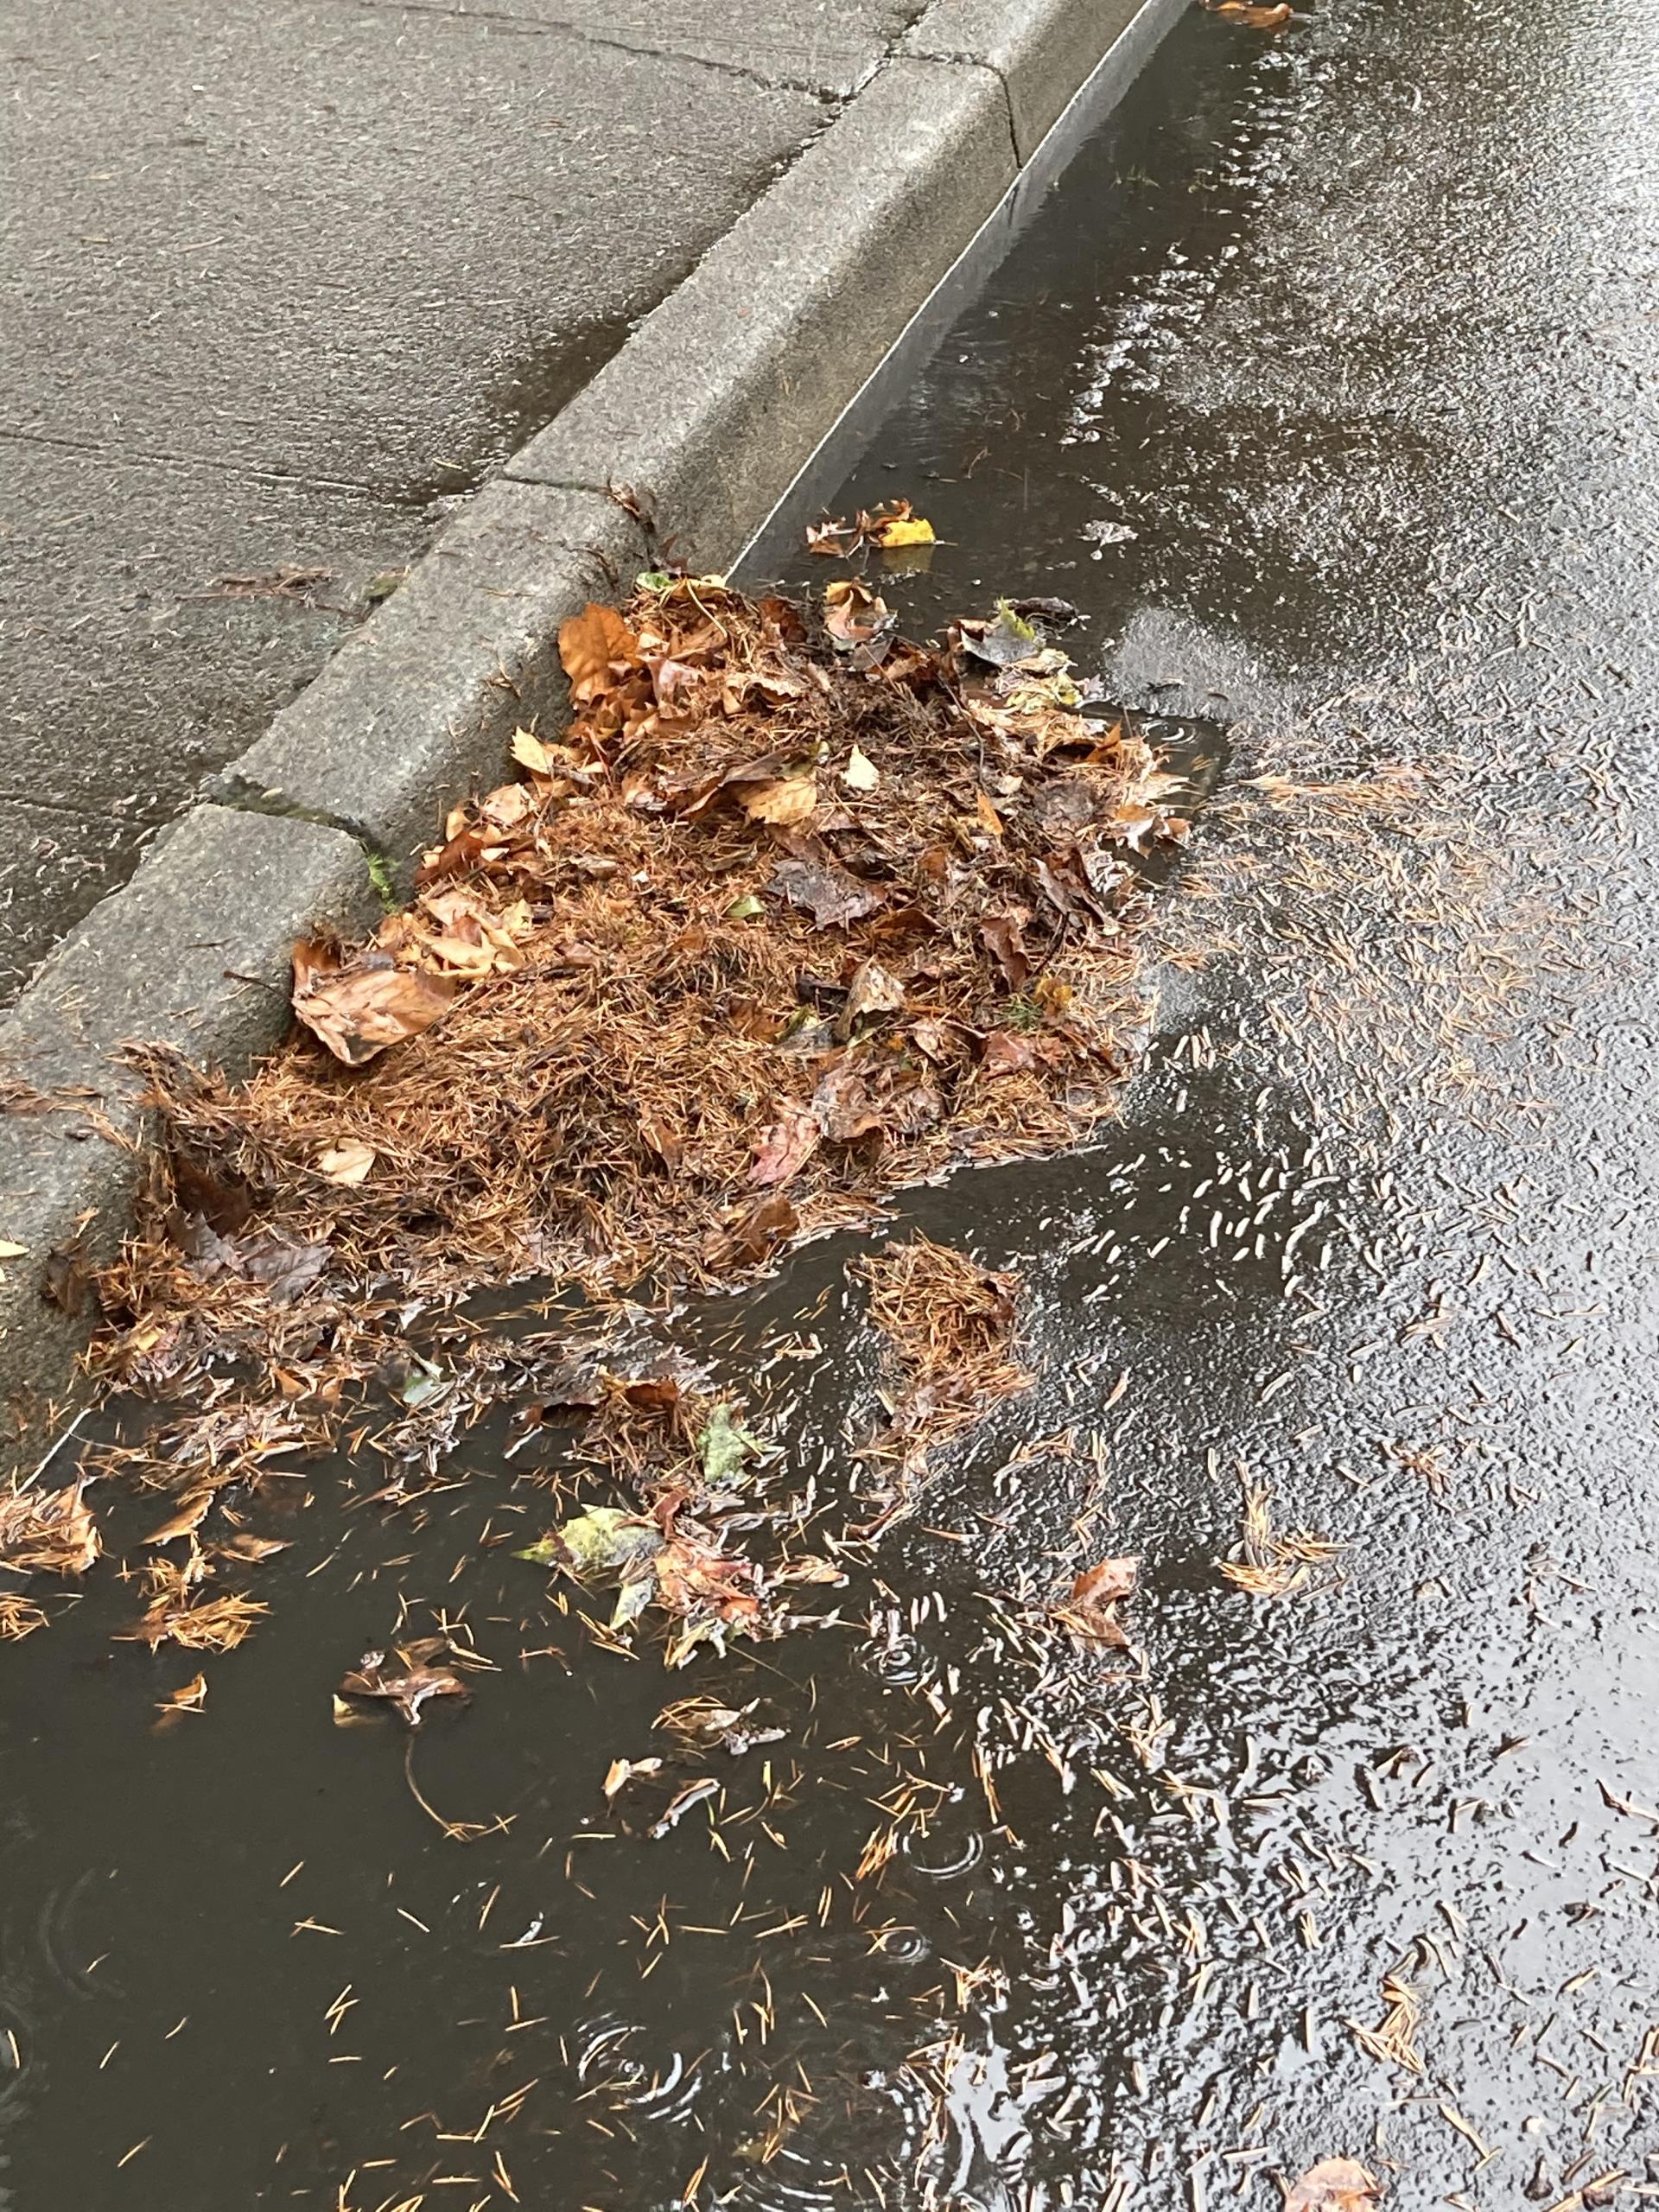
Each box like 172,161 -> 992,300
1286,2159 -> 1382,2211
338,1636 -> 471,1726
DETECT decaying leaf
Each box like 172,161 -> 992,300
698,1403 -> 766,1487
654,1695 -> 785,1756
770,855 -> 881,929
1285,2159 -> 1382,2211
1059,1555 -> 1141,1648
145,1492 -> 214,1546
519,1506 -> 664,1581
0,1482 -> 100,1577
841,745 -> 881,792
1205,0 -> 1294,22
603,1754 -> 664,1799
291,945 -> 458,1069
337,1635 -> 471,1727
741,776 -> 818,829
156,1672 -> 209,1715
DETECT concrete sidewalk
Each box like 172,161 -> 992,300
0,0 -> 925,1003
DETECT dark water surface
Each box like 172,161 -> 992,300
7,0 -> 1659,2204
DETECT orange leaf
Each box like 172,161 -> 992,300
558,602 -> 639,703
1286,2160 -> 1382,2211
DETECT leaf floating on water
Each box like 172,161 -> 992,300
519,1506 -> 664,1581
698,1402 -> 766,1488
144,1492 -> 214,1546
0,1482 -> 100,1577
603,1755 -> 664,1800
337,1635 -> 471,1727
654,1696 -> 785,1756
156,1672 -> 208,1716
1204,0 -> 1294,22
1285,2160 -> 1383,2210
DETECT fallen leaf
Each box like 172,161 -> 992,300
238,1232 -> 331,1306
874,514 -> 936,550
979,914 -> 1031,991
338,1637 -> 471,1727
699,1403 -> 766,1487
0,1483 -> 100,1576
0,1240 -> 27,1260
975,789 -> 1005,839
1072,1556 -> 1139,1609
558,601 -> 640,703
291,948 -> 459,1069
315,1140 -> 376,1186
511,727 -> 556,775
215,1531 -> 291,1563
654,1696 -> 786,1755
156,1672 -> 208,1715
145,1493 -> 214,1546
982,1030 -> 1038,1077
843,959 -> 906,1027
1206,0 -> 1294,20
750,1101 -> 820,1188
604,1754 -> 664,1799
741,777 -> 818,828
647,1777 -> 721,1837
770,856 -> 881,929
519,1507 -> 664,1581
841,745 -> 881,792
1285,2160 -> 1382,2211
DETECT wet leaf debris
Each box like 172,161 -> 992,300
96,575 -> 1194,1402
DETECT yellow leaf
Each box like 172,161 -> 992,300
841,747 -> 880,792
975,790 -> 1004,839
874,515 -> 936,549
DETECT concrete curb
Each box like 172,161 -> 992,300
2,0 -> 1185,1455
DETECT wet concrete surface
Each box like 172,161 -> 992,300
0,0 -> 923,1005
6,0 -> 1659,2203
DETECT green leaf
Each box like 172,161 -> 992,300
635,569 -> 674,592
518,1506 -> 663,1581
724,893 -> 766,921
698,1403 -> 766,1488
611,1572 -> 657,1630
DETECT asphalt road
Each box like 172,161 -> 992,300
0,0 -> 922,1004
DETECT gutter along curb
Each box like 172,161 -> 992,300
1,0 -> 1187,1457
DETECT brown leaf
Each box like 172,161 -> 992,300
557,601 -> 640,704
238,1232 -> 331,1306
1285,2161 -> 1382,2212
750,1102 -> 820,1188
338,1638 -> 471,1727
715,1194 -> 798,1268
1071,1557 -> 1139,1609
741,777 -> 818,829
771,857 -> 881,929
975,789 -> 1005,839
215,1531 -> 291,1563
292,951 -> 459,1068
42,1240 -> 92,1317
173,1157 -> 256,1235
145,1493 -> 214,1546
979,914 -> 1031,991
0,1483 -> 100,1576
982,1030 -> 1037,1077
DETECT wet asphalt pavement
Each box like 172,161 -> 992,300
6,0 -> 1659,2204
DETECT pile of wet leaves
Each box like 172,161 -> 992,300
92,575 -> 1191,1399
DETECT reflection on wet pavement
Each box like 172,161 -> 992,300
6,0 -> 1659,2202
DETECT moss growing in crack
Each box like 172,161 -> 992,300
366,851 -> 399,913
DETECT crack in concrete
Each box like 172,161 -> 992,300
344,0 -> 855,101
